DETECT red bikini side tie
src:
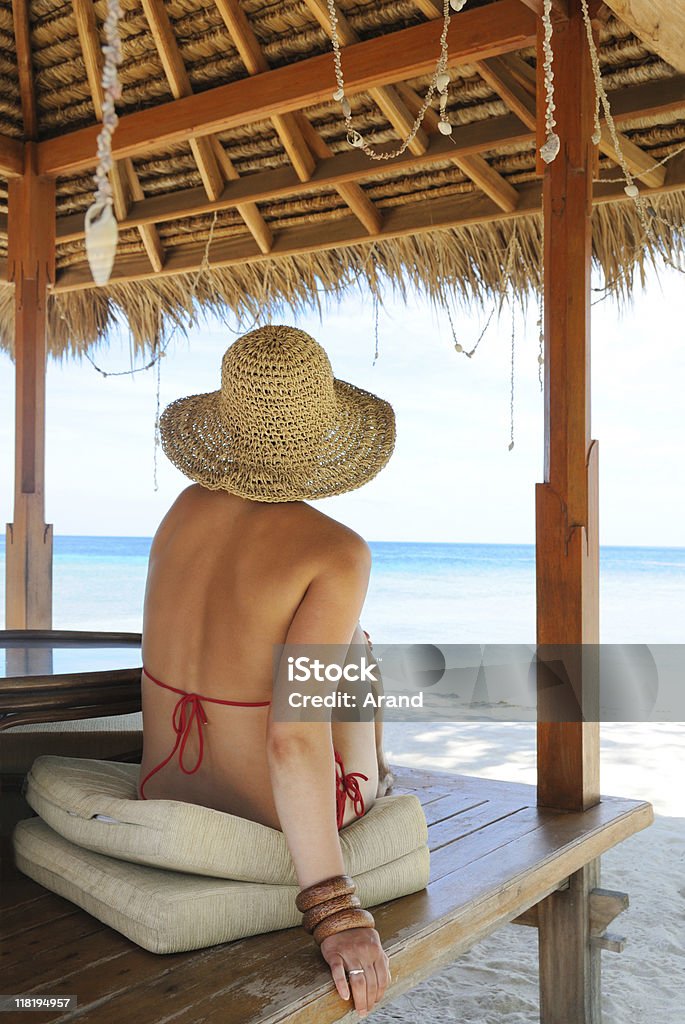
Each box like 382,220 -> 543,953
335,750 -> 368,830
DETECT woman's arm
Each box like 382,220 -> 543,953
266,532 -> 390,1016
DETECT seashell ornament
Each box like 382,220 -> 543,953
85,200 -> 119,286
540,132 -> 560,164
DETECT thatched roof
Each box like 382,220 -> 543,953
0,0 -> 683,357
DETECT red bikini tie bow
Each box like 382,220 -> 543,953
171,693 -> 209,775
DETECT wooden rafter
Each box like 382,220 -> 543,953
390,80 -> 517,211
413,0 -> 442,17
215,0 -> 382,234
140,0 -> 272,253
50,153 -> 685,293
480,52 -> 667,187
37,0 -> 537,176
301,0 -> 428,157
72,0 -> 165,273
602,0 -> 685,73
141,0 -> 223,201
214,0 -> 315,183
11,0 -> 38,140
516,0 -> 569,17
293,114 -> 382,234
53,75 -> 685,243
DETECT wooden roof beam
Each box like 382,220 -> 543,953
0,134 -> 24,178
140,0 -> 272,252
12,0 -> 38,140
214,0 -> 315,182
37,0 -> 537,176
54,72 -> 685,242
57,113 -> 528,242
72,0 -> 165,273
51,152 -> 685,294
479,53 -> 668,186
301,0 -> 428,157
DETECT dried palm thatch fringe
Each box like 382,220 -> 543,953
0,193 -> 682,359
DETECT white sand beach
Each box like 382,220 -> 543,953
374,721 -> 684,1023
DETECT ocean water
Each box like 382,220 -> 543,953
0,537 -> 683,643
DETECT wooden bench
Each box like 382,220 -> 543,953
1,765 -> 652,1023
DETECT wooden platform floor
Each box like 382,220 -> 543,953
1,766 -> 653,1023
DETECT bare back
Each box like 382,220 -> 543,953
137,484 -> 378,825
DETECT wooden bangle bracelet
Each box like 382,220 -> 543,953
295,874 -> 356,913
312,907 -> 375,946
302,893 -> 361,934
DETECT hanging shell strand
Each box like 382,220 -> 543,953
326,0 -> 467,159
84,0 -> 123,286
539,0 -> 560,164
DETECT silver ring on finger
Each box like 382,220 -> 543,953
347,968 -> 365,976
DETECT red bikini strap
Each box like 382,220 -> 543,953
142,667 -> 271,707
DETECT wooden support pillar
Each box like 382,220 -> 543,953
5,143 -> 55,629
538,860 -> 602,1024
536,2 -> 600,814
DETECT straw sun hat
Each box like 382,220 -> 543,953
159,325 -> 396,502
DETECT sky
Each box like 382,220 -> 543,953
0,265 -> 683,545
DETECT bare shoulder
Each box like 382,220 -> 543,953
286,503 -> 371,569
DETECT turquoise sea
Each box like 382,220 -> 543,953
1,537 -> 684,643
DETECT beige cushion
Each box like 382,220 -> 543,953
1,715 -> 142,774
24,756 -> 428,884
13,817 -> 430,954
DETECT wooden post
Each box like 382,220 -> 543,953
538,861 -> 602,1023
5,143 -> 55,629
536,2 -> 600,813
535,6 -> 602,1022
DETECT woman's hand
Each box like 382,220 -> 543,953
320,926 -> 391,1017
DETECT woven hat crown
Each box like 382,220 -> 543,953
219,326 -> 337,462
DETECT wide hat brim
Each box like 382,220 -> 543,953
159,378 -> 396,502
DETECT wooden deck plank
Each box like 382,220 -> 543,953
2,917 -> 107,981
420,790 -> 489,825
428,798 -> 530,849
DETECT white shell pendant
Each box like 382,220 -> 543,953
85,201 -> 118,286
624,183 -> 639,198
450,0 -> 467,9
333,88 -> 345,102
540,132 -> 560,164
438,120 -> 453,136
436,72 -> 450,92
347,130 -> 364,148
